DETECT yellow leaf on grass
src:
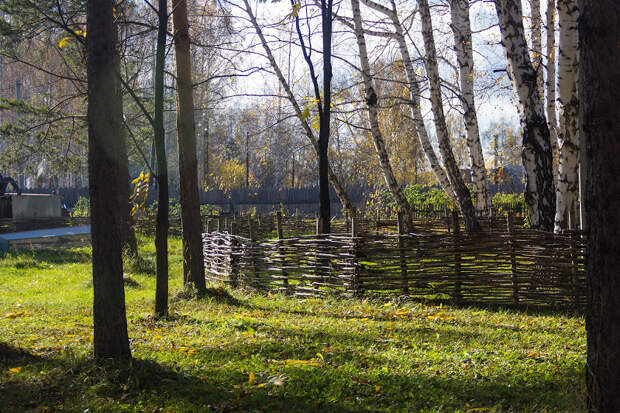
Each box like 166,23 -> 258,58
8,367 -> 22,374
5,311 -> 26,318
375,385 -> 382,391
58,37 -> 71,48
248,372 -> 256,385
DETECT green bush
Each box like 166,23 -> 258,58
71,196 -> 90,217
492,192 -> 527,215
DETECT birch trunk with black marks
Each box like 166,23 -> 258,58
449,0 -> 491,216
529,0 -> 544,99
172,0 -> 207,291
360,0 -> 456,202
495,0 -> 555,231
418,0 -> 481,233
554,0 -> 579,232
545,0 -> 558,183
580,0 -> 620,408
242,0 -> 355,217
350,0 -> 414,228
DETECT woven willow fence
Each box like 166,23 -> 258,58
202,213 -> 585,309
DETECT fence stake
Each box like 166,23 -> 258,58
206,218 -> 213,233
397,212 -> 409,294
452,210 -> 462,302
375,209 -> 380,235
507,212 -> 518,303
229,221 -> 240,288
276,211 -> 289,293
276,210 -> 284,239
445,206 -> 452,233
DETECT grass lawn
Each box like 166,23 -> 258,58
0,236 -> 586,412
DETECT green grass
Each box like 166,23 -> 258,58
0,236 -> 586,412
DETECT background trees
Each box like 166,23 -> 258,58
0,0 -> 588,235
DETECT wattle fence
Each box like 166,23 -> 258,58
202,214 -> 585,309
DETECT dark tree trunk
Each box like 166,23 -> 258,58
172,0 -> 206,293
318,0 -> 333,234
87,0 -> 131,359
293,0 -> 333,234
580,1 -> 620,410
154,0 -> 170,318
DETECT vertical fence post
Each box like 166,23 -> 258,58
351,212 -> 362,296
276,210 -> 284,239
507,212 -> 518,303
488,207 -> 494,231
452,210 -> 462,302
445,206 -> 452,233
276,211 -> 289,293
229,221 -> 240,288
206,218 -> 213,234
375,209 -> 380,236
397,212 -> 409,294
247,214 -> 260,288
315,213 -> 320,235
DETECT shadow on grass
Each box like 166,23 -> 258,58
0,248 -> 91,268
0,338 -> 585,412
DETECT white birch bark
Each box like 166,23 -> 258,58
359,0 -> 456,202
545,0 -> 559,183
554,0 -> 579,232
529,0 -> 545,99
449,0 -> 491,216
242,0 -> 355,215
418,0 -> 481,233
350,0 -> 414,227
495,0 -> 556,230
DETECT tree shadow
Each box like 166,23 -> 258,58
0,247 -> 91,267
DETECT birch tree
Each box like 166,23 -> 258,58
553,0 -> 579,232
529,0 -> 544,99
358,0 -> 456,203
418,0 -> 481,233
350,0 -> 414,228
494,0 -> 555,230
449,0 -> 491,216
545,0 -> 558,181
240,0 -> 355,217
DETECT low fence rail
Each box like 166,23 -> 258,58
202,214 -> 585,309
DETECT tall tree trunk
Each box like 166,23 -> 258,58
419,0 -> 481,233
154,0 -> 170,318
553,0 -> 579,233
243,0 -> 355,217
529,0 -> 544,99
495,0 -> 556,230
580,0 -> 620,409
449,0 -> 491,216
350,0 -> 414,229
87,0 -> 131,359
316,0 -> 333,234
172,0 -> 207,291
360,0 -> 456,202
545,0 -> 559,184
